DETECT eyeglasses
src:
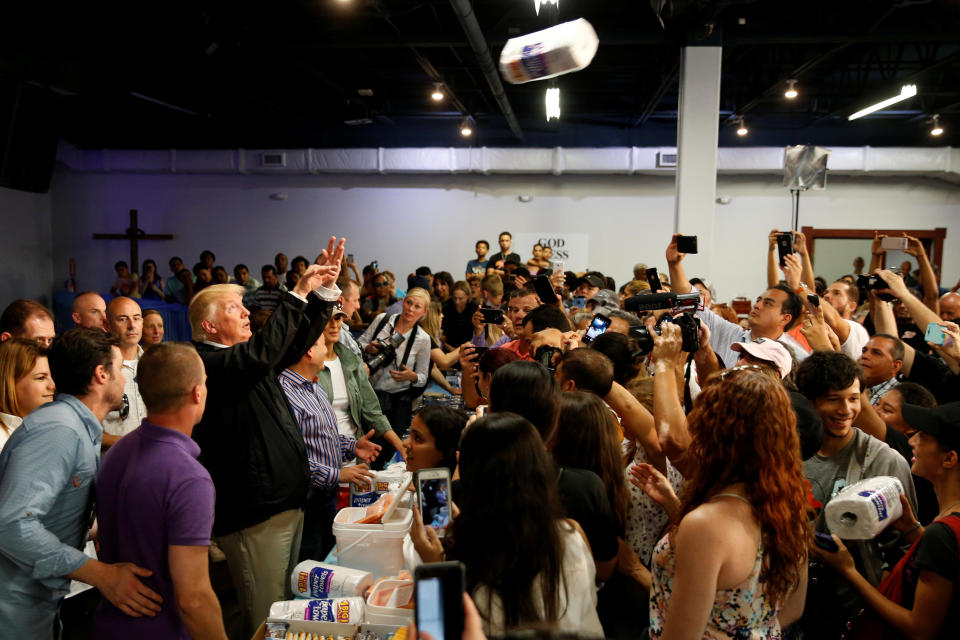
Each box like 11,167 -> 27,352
119,393 -> 130,421
374,281 -> 389,287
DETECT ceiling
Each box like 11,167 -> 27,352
2,0 -> 959,149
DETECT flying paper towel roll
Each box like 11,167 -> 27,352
290,560 -> 372,599
499,18 -> 599,84
825,476 -> 904,540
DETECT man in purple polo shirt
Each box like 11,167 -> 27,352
94,343 -> 227,639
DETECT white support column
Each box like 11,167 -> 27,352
674,46 -> 722,281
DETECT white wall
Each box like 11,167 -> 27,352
47,169 -> 960,303
0,186 -> 53,305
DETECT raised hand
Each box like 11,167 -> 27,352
355,429 -> 382,463
666,234 -> 686,265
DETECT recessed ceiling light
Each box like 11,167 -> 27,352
784,79 -> 798,99
931,114 -> 944,136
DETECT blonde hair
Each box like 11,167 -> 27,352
0,339 -> 47,434
405,287 -> 432,309
420,301 -> 443,344
189,284 -> 246,342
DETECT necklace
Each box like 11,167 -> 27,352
936,499 -> 960,521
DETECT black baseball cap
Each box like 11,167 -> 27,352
901,402 -> 960,451
576,273 -> 606,290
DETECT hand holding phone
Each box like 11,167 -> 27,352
814,532 -> 839,553
479,307 -> 504,325
533,274 -> 559,305
881,237 -> 909,251
583,313 -> 611,344
417,468 -> 453,538
776,233 -> 795,267
676,235 -> 698,254
925,323 -> 947,346
415,562 -> 465,640
646,268 -> 663,292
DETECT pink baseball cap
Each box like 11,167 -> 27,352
731,338 -> 792,379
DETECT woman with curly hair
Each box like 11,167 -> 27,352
637,368 -> 810,639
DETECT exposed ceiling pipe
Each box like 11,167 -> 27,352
448,0 -> 524,142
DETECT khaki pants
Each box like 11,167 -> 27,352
217,508 -> 304,638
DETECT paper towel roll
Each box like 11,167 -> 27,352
825,476 -> 904,540
268,597 -> 365,623
499,18 -> 599,85
291,560 -> 372,599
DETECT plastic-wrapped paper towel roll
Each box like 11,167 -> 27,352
268,597 -> 365,623
825,476 -> 904,540
499,18 -> 599,84
291,560 -> 373,599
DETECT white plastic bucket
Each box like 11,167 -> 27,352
333,507 -> 413,578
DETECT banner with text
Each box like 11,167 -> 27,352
512,232 -> 590,273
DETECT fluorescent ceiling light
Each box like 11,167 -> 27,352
848,85 -> 917,120
545,87 -> 560,121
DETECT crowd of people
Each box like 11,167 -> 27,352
0,227 -> 958,640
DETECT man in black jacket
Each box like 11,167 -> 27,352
189,237 -> 345,636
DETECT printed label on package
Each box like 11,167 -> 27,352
309,567 -> 334,597
859,490 -> 889,521
305,599 -> 335,622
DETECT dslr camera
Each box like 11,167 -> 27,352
364,333 -> 406,375
534,344 -> 563,374
856,267 -> 901,303
631,312 -> 701,356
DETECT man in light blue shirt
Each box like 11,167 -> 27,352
0,328 -> 162,636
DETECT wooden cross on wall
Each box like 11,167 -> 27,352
93,209 -> 174,274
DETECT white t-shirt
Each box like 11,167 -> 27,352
102,352 -> 147,437
0,412 -> 23,453
473,524 -> 603,638
324,355 -> 358,439
840,318 -> 870,361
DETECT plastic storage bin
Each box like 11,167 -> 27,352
365,578 -> 414,627
332,507 -> 413,578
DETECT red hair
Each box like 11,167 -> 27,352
678,369 -> 810,604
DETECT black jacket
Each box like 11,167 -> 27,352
193,290 -> 335,536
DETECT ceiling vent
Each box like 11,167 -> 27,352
656,151 -> 678,167
259,151 -> 286,168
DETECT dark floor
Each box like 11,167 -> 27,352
60,557 -> 243,640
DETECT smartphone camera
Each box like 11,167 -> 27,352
807,294 -> 820,308
415,562 -> 465,640
776,233 -> 795,267
480,307 -> 504,325
582,313 -> 611,344
417,468 -> 452,537
676,235 -> 698,254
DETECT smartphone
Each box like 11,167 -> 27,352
881,237 -> 909,251
925,323 -> 946,346
549,258 -> 564,273
646,268 -> 663,292
417,468 -> 452,538
371,260 -> 378,271
470,346 -> 488,361
479,307 -> 504,325
415,562 -> 465,640
582,313 -> 611,344
776,232 -> 795,267
814,532 -> 839,553
571,295 -> 586,309
347,253 -> 354,264
807,293 -> 820,308
676,235 -> 698,254
533,274 -> 559,305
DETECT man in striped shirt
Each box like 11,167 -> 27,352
279,318 -> 381,561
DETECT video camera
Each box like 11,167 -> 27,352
624,291 -> 702,356
364,332 -> 406,375
857,267 -> 901,303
